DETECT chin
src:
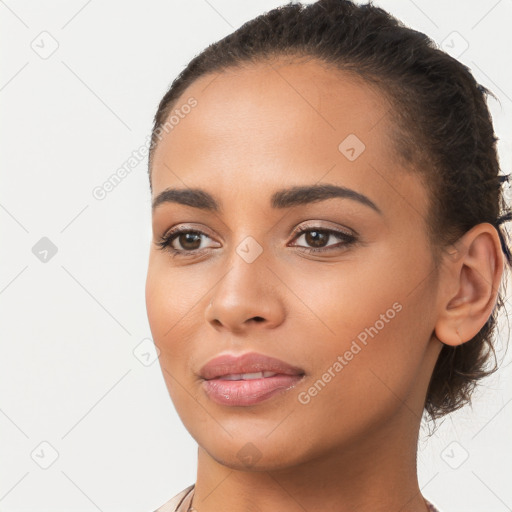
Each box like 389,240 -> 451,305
200,434 -> 310,472
211,449 -> 300,472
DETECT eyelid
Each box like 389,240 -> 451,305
290,220 -> 357,239
163,223 -> 219,241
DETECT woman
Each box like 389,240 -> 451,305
145,0 -> 511,510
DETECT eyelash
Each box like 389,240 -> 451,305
155,226 -> 357,258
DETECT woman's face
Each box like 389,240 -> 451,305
146,59 -> 443,470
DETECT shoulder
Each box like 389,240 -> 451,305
153,484 -> 195,512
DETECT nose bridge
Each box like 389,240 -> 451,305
207,232 -> 285,330
219,234 -> 271,303
221,202 -> 270,286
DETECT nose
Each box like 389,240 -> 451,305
205,250 -> 286,334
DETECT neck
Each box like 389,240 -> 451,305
191,406 -> 429,512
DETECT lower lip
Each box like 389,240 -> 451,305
202,374 -> 304,406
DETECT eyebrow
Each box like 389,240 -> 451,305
151,183 -> 382,215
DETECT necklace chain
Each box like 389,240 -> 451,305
185,488 -> 433,511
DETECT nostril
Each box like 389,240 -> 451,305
252,316 -> 265,322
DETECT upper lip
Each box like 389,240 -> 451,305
199,351 -> 305,380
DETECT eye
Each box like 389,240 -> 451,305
290,227 -> 357,254
155,225 -> 358,258
155,228 -> 219,257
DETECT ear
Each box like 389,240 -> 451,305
435,223 -> 505,347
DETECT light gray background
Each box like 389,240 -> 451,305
1,1 -> 511,511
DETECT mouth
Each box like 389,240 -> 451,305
199,352 -> 306,406
219,371 -> 282,380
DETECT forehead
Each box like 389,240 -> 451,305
153,58 -> 391,166
150,58 -> 428,221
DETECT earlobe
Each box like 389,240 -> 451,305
435,318 -> 463,347
434,223 -> 504,347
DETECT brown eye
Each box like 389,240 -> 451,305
174,232 -> 203,251
304,230 -> 330,248
291,227 -> 357,253
155,228 -> 219,257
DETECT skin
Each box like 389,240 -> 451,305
145,58 -> 504,512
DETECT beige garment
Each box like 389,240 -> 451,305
154,484 -> 194,512
154,484 -> 442,512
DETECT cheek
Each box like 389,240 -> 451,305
145,271 -> 199,417
145,274 -> 213,441
145,260 -> 200,397
145,255 -> 203,342
291,308 -> 429,455
145,256 -> 224,395
297,247 -> 435,387
284,252 -> 406,350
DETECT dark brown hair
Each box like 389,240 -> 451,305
148,0 -> 511,421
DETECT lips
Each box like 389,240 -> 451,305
199,352 -> 306,406
199,351 -> 305,380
